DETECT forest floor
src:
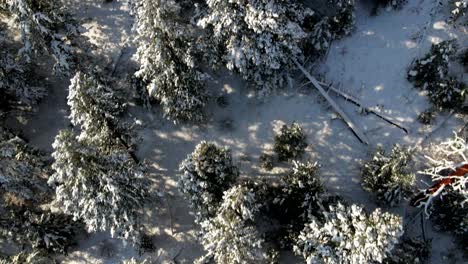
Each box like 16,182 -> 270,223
4,0 -> 468,263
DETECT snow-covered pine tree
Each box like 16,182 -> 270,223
267,161 -> 326,248
361,145 -> 415,206
0,45 -> 46,117
0,127 -> 50,206
67,71 -> 135,154
273,122 -> 308,161
132,0 -> 208,122
293,202 -> 403,264
178,141 -> 239,223
196,184 -> 277,264
408,40 -> 467,110
0,250 -> 53,264
48,129 -> 148,244
0,0 -> 77,73
0,207 -> 84,254
196,0 -> 355,97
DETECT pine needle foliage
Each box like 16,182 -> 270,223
273,122 -> 307,161
361,145 -> 415,206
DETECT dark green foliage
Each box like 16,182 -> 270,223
264,162 -> 335,249
138,233 -> 155,254
417,110 -> 435,125
361,145 -> 415,206
408,40 -> 467,110
216,95 -> 229,108
178,141 -> 239,222
383,237 -> 431,264
328,0 -> 356,37
0,47 -> 46,116
259,153 -> 274,171
430,188 -> 468,238
273,122 -> 307,161
461,48 -> 468,69
0,207 -> 84,254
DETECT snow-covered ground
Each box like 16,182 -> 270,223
5,0 -> 467,263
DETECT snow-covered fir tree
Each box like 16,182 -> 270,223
178,141 -> 239,223
361,145 -> 415,206
0,0 -> 77,73
294,202 -> 403,264
197,0 -> 355,97
48,129 -> 148,244
0,127 -> 50,206
408,40 -> 467,110
273,122 -> 308,161
132,0 -> 208,122
68,71 -> 133,152
196,184 -> 277,264
0,207 -> 84,254
0,45 -> 46,117
270,161 -> 326,247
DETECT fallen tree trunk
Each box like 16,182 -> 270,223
293,58 -> 369,145
317,81 -> 409,134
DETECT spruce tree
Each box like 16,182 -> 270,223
294,203 -> 403,264
0,127 -> 50,206
48,130 -> 148,243
132,0 -> 208,122
0,0 -> 77,73
178,141 -> 239,223
197,0 -> 355,96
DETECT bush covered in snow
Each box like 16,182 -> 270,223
197,0 -> 355,97
178,141 -> 239,222
0,0 -> 77,73
408,40 -> 467,110
274,122 -> 307,161
0,128 -> 50,206
361,145 -> 415,206
49,129 -> 148,244
132,0 -> 208,122
294,202 -> 403,264
0,207 -> 84,254
196,184 -> 277,264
